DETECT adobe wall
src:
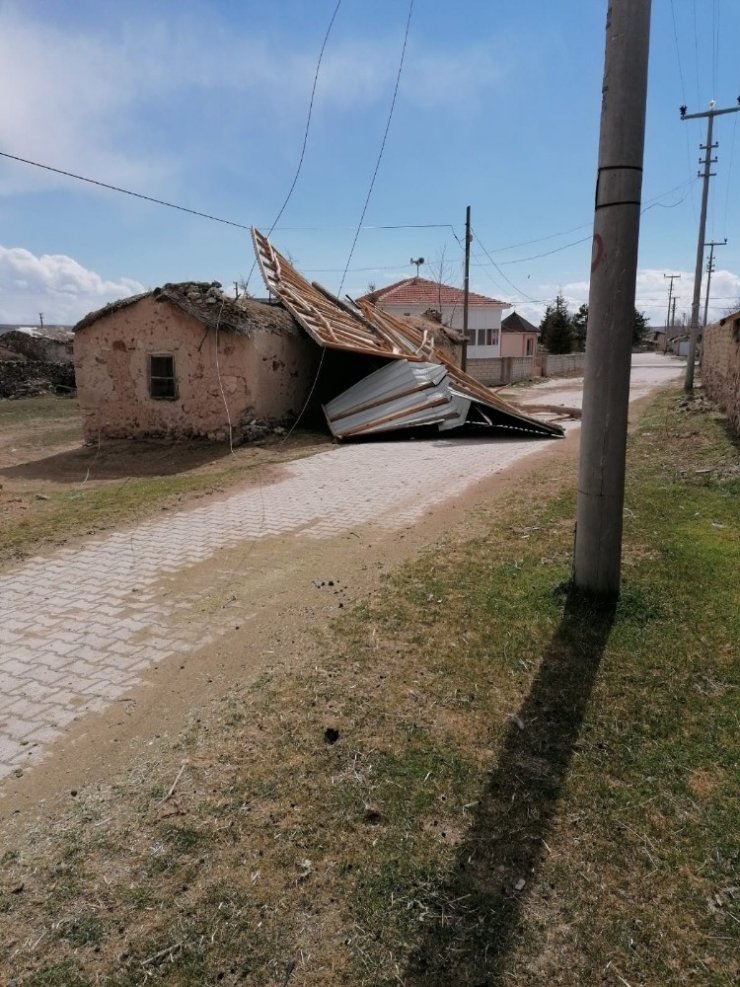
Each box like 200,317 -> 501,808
73,296 -> 318,441
702,317 -> 740,434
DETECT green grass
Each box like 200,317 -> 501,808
0,393 -> 80,424
0,394 -> 329,562
0,389 -> 737,986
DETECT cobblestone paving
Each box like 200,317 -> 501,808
0,435 -> 552,780
0,355 -> 683,782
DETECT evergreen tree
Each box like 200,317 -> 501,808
539,294 -> 573,354
565,303 -> 649,349
632,309 -> 649,347
572,303 -> 589,351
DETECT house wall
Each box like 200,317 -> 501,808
703,316 -> 740,434
73,296 -> 318,441
500,331 -> 538,358
378,301 -> 505,357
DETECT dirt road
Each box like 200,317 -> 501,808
0,354 -> 684,811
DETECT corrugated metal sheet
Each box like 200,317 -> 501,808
251,228 -> 564,440
323,360 -> 471,438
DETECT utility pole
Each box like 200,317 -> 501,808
680,98 -> 740,390
703,238 -> 727,326
462,205 -> 471,371
671,296 -> 677,328
663,273 -> 680,352
573,0 -> 652,601
38,312 -> 44,329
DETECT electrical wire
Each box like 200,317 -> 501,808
692,0 -> 702,105
670,0 -> 700,224
245,0 -> 344,290
337,0 -> 414,296
722,111 -> 737,238
0,150 -> 255,231
265,0 -> 342,238
472,229 -> 539,302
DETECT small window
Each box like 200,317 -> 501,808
467,329 -> 476,345
526,337 -> 534,355
477,328 -> 499,347
149,354 -> 177,399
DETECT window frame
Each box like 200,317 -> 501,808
148,353 -> 178,400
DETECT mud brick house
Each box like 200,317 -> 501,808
73,281 -> 318,442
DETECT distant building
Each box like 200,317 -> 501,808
358,278 -> 509,359
500,311 -> 539,358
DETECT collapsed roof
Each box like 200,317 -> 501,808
74,282 -> 300,338
251,228 -> 564,441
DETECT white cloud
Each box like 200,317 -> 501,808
552,268 -> 740,328
0,246 -> 144,323
505,266 -> 740,329
0,7 -> 506,196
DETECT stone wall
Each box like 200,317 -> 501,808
541,352 -> 586,376
0,330 -> 73,364
468,355 -> 546,386
0,360 -> 76,398
703,316 -> 740,434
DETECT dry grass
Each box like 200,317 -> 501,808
0,389 -> 738,985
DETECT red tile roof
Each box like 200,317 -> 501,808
357,277 -> 508,309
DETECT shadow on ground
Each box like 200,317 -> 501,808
405,590 -> 615,986
0,439 -> 236,482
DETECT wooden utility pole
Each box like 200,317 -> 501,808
680,99 -> 740,390
663,273 -> 680,352
573,0 -> 652,601
462,205 -> 471,371
703,238 -> 727,327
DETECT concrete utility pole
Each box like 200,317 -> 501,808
462,205 -> 471,371
663,273 -> 680,352
703,238 -> 727,327
573,0 -> 652,601
680,98 -> 740,390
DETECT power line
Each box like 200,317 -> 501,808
0,150 -> 255,231
0,150 -> 459,236
471,229 -> 539,302
670,0 -> 700,223
263,0 -> 343,238
337,0 -> 414,296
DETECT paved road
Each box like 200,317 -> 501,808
0,354 -> 683,782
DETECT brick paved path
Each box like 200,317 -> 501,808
0,434 -> 552,780
0,355 -> 683,783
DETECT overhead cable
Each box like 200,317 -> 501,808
337,0 -> 414,296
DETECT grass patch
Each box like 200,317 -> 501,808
0,395 -> 329,564
0,389 -> 737,985
0,394 -> 80,425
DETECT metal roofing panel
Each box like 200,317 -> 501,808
251,228 -> 564,439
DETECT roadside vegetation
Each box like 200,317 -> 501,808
0,395 -> 328,566
1,389 -> 738,985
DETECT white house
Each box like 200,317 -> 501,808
358,278 -> 510,358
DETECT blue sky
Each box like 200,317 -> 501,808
1,0 -> 738,327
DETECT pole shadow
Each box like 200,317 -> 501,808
405,588 -> 616,986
